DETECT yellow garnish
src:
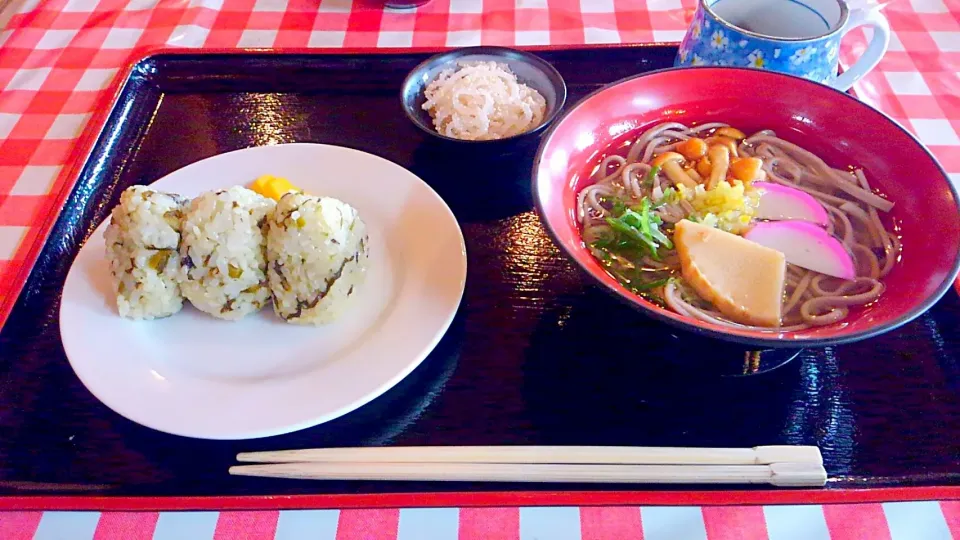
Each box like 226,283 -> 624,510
680,180 -> 759,234
250,174 -> 297,201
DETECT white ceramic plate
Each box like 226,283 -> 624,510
60,144 -> 466,440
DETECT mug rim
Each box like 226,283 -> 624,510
701,0 -> 850,42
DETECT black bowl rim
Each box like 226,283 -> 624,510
531,65 -> 960,349
400,46 -> 568,144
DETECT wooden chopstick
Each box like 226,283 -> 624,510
228,462 -> 827,487
236,445 -> 822,466
231,445 -> 826,486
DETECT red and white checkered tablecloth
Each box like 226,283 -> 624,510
0,0 -> 958,326
1,502 -> 959,539
0,0 -> 959,530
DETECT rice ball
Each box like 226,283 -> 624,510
179,187 -> 275,320
103,185 -> 186,319
266,192 -> 369,325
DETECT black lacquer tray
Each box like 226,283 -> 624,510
0,46 -> 957,503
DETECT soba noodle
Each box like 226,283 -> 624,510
578,122 -> 898,331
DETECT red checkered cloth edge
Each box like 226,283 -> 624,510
1,502 -> 959,539
0,0 -> 958,326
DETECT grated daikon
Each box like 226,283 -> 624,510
421,61 -> 547,141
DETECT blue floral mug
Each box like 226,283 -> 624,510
675,0 -> 890,90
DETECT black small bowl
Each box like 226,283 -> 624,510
401,47 -> 567,149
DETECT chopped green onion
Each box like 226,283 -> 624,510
606,217 -> 660,259
644,165 -> 661,188
641,198 -> 672,249
591,239 -> 609,249
611,198 -> 627,217
619,209 -> 640,227
632,277 -> 672,292
602,196 -> 677,259
649,226 -> 673,249
638,199 -> 652,236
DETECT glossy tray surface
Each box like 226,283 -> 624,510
0,47 -> 957,497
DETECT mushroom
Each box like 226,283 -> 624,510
652,152 -> 698,189
715,126 -> 746,140
696,157 -> 712,178
730,157 -> 764,182
685,167 -> 703,184
677,137 -> 707,160
706,136 -> 739,158
706,145 -> 730,190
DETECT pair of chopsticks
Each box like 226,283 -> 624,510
229,445 -> 827,487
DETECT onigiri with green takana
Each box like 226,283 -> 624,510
104,186 -> 187,319
179,186 -> 275,320
266,192 -> 369,325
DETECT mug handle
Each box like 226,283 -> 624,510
832,8 -> 891,91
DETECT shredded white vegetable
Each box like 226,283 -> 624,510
422,61 -> 547,141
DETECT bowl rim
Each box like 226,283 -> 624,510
400,46 -> 568,144
531,65 -> 960,348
